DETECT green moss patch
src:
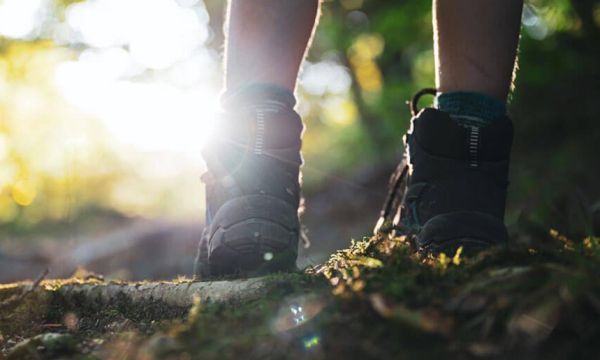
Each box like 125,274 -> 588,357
2,233 -> 600,359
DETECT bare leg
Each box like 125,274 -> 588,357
434,0 -> 523,102
225,0 -> 320,93
195,1 -> 319,277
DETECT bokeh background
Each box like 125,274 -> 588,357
1,0 -> 598,282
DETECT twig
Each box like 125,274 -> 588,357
0,268 -> 49,315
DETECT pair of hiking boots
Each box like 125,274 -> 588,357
194,89 -> 513,278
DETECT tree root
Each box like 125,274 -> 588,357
0,276 -> 269,336
54,277 -> 267,308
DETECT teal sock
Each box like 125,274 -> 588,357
435,91 -> 506,127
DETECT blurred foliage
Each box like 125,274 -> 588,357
0,39 -> 122,234
299,0 -> 600,239
0,0 -> 598,239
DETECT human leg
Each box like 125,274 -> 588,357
195,0 -> 320,277
225,0 -> 320,92
434,0 -> 523,102
434,0 -> 523,124
377,0 -> 523,254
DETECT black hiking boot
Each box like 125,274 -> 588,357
375,89 -> 513,255
193,90 -> 303,278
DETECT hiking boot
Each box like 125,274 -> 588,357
375,89 -> 513,254
194,91 -> 303,278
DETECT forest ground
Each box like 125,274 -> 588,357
2,228 -> 600,360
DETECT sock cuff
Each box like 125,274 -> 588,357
221,83 -> 296,111
435,91 -> 506,126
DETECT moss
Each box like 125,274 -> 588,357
0,287 -> 50,338
171,273 -> 328,359
2,234 -> 600,359
159,233 -> 600,359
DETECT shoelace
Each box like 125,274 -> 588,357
375,88 -> 438,234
